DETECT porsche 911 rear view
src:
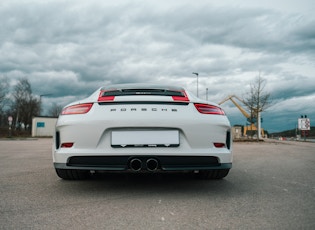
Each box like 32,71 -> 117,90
52,84 -> 232,180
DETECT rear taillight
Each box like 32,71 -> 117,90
172,91 -> 189,101
194,103 -> 225,115
61,103 -> 93,115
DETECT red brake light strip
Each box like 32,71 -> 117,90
172,91 -> 189,101
98,90 -> 115,102
98,89 -> 189,102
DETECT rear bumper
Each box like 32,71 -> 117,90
54,155 -> 232,171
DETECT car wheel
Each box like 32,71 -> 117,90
55,169 -> 90,180
197,169 -> 230,180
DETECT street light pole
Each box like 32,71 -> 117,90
192,72 -> 199,97
39,94 -> 52,116
206,88 -> 208,101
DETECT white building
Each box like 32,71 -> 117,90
32,117 -> 57,137
232,126 -> 242,139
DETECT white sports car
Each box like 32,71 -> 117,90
53,84 -> 232,180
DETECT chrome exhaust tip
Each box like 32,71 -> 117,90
130,158 -> 142,171
146,158 -> 159,172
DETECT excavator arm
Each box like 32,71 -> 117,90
219,95 -> 265,137
218,95 -> 250,118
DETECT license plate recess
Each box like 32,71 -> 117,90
111,130 -> 179,147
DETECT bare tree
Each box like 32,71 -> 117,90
243,75 -> 271,139
12,78 -> 40,131
0,77 -> 9,110
0,77 -> 9,127
48,103 -> 63,117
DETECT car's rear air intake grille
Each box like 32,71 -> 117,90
67,156 -> 220,170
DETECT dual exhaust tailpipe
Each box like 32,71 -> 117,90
129,158 -> 159,172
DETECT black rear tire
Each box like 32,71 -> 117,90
197,169 -> 230,180
55,168 -> 90,180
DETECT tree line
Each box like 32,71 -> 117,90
1,75 -> 271,138
0,77 -> 63,133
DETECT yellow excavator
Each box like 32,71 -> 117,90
218,95 -> 264,137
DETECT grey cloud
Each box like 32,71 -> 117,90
1,0 -> 314,132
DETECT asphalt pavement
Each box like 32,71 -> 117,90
0,138 -> 314,230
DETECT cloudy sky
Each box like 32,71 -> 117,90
1,0 -> 314,133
